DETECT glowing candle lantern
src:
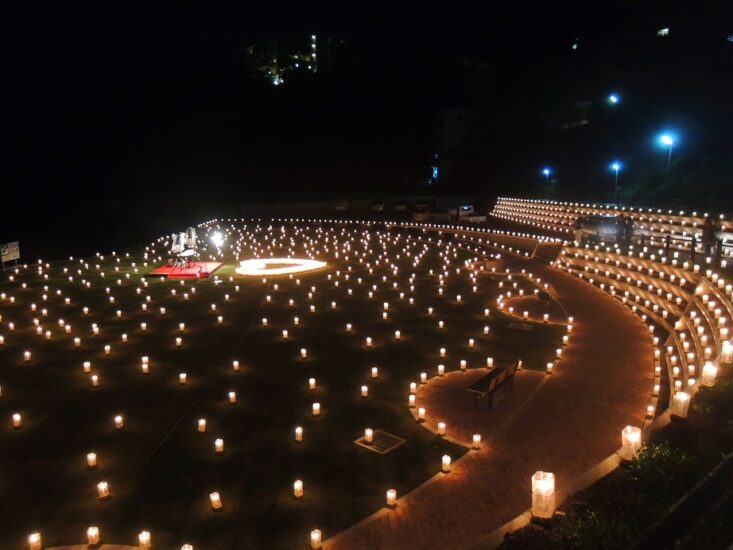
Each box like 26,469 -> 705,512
469,338 -> 475,348
262,318 -> 268,327
438,320 -> 444,329
408,394 -> 416,408
486,357 -> 494,369
386,488 -> 397,507
346,323 -> 352,332
420,372 -> 427,384
428,307 -> 433,315
484,326 -> 489,335
366,337 -> 372,347
91,374 -> 99,387
441,454 -> 451,473
209,491 -> 222,510
418,407 -> 426,421
114,415 -> 124,429
702,361 -> 718,387
620,426 -> 642,459
12,413 -> 22,428
395,330 -> 401,340
310,529 -> 322,549
87,452 -> 97,468
228,391 -> 237,404
531,471 -> 556,518
722,341 -> 733,363
647,404 -> 655,417
301,348 -> 308,359
546,362 -> 553,374
104,345 -> 111,355
138,530 -> 151,549
294,479 -> 304,498
460,359 -> 467,371
361,385 -> 368,397
371,367 -> 378,378
409,382 -> 417,394
472,434 -> 482,450
215,438 -> 224,454
141,363 -> 149,375
232,360 -> 240,371
178,372 -> 187,385
295,426 -> 303,442
23,351 -> 31,362
440,347 -> 446,357
672,391 -> 690,418
97,481 -> 110,500
309,378 -> 316,390
198,419 -> 206,432
438,364 -> 445,376
83,361 -> 91,373
437,421 -> 446,435
364,428 -> 373,443
29,533 -> 42,550
87,526 -> 100,545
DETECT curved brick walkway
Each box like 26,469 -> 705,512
326,257 -> 653,550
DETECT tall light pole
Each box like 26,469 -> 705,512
659,134 -> 675,168
542,167 -> 551,181
610,162 -> 622,205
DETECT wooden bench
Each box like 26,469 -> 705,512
467,360 -> 520,409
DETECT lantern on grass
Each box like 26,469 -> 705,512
701,361 -> 718,387
672,392 -> 690,418
418,407 -> 426,421
366,337 -> 372,347
87,452 -> 97,468
214,438 -> 224,454
309,378 -> 316,390
620,426 -> 642,459
87,526 -> 100,545
114,415 -> 124,429
440,347 -> 446,357
441,454 -> 451,473
28,533 -> 42,550
294,480 -> 304,498
262,318 -> 268,327
138,530 -> 151,549
531,471 -> 555,518
23,351 -> 31,362
198,419 -> 206,432
104,345 -> 111,355
420,372 -> 427,383
97,481 -> 110,500
361,385 -> 368,397
312,402 -> 321,416
310,529 -> 322,549
295,426 -> 303,442
472,434 -> 481,449
12,413 -> 22,428
437,421 -> 446,435
209,492 -> 222,510
371,367 -> 379,379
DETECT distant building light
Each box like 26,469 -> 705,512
311,35 -> 316,41
571,42 -> 578,50
308,65 -> 312,70
657,27 -> 670,37
608,93 -> 619,104
727,34 -> 733,43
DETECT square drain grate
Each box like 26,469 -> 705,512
354,430 -> 406,454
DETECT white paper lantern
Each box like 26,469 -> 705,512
531,471 -> 555,518
294,479 -> 304,498
138,530 -> 151,549
441,454 -> 451,473
86,526 -> 100,545
209,491 -> 222,510
472,433 -> 481,449
672,391 -> 690,418
312,402 -> 320,416
386,489 -> 397,506
310,529 -> 322,549
620,426 -> 642,459
295,426 -> 303,442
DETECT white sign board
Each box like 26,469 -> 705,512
1,242 -> 20,262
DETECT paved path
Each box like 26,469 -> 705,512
327,256 -> 653,550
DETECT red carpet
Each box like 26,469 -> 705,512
151,262 -> 222,279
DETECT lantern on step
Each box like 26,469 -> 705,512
531,471 -> 555,518
620,426 -> 642,459
701,361 -> 718,387
310,529 -> 322,549
138,530 -> 151,549
672,391 -> 690,418
86,526 -> 100,545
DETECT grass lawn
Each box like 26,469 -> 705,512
0,221 -> 562,549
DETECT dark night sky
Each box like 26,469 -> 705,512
1,1 -> 732,257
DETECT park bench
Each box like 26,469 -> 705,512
467,360 -> 520,409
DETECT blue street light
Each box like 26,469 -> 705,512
658,133 -> 676,167
542,167 -> 551,180
608,93 -> 620,104
610,162 -> 622,204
